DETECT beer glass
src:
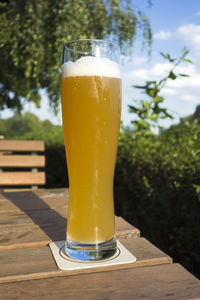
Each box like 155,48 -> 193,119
61,39 -> 121,261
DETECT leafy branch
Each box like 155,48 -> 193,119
129,47 -> 192,134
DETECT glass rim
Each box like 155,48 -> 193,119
63,38 -> 120,51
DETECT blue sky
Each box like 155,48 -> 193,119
121,0 -> 200,127
2,0 -> 200,128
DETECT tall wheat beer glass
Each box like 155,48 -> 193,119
61,39 -> 121,261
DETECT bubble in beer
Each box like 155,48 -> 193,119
62,56 -> 120,79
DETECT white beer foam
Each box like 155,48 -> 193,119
62,56 -> 120,79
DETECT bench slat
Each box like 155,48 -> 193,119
0,155 -> 45,168
0,172 -> 45,185
0,140 -> 45,152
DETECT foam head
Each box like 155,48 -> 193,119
62,56 -> 121,79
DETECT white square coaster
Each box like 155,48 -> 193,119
49,240 -> 136,271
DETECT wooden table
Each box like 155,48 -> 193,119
0,188 -> 199,299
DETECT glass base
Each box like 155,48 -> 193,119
65,237 -> 117,262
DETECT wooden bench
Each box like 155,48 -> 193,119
0,140 -> 45,189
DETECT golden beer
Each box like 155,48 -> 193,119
61,40 -> 121,261
61,75 -> 121,244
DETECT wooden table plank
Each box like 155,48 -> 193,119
0,190 -> 137,239
0,223 -> 66,250
115,216 -> 140,238
0,264 -> 199,300
0,189 -> 140,250
0,237 -> 172,284
0,217 -> 139,251
0,189 -> 69,212
0,207 -> 67,227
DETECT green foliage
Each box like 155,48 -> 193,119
115,120 -> 200,279
129,47 -> 192,134
0,112 -> 64,145
0,0 -> 152,112
181,104 -> 200,125
124,49 -> 199,278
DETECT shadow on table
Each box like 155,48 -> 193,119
2,190 -> 67,242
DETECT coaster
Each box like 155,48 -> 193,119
49,240 -> 136,271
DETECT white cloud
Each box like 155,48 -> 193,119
182,95 -> 199,103
154,30 -> 172,40
166,64 -> 200,88
123,61 -> 200,89
123,62 -> 173,83
122,61 -> 200,114
176,24 -> 200,54
162,87 -> 178,95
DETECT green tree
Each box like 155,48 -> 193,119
0,0 -> 152,112
0,112 -> 64,145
